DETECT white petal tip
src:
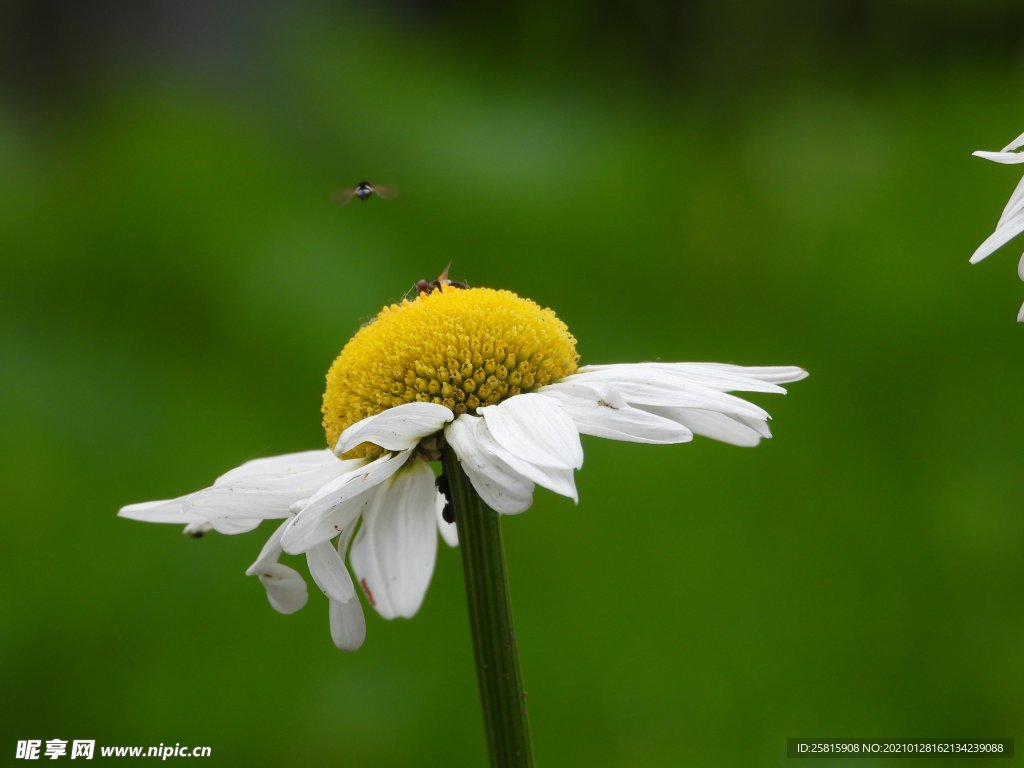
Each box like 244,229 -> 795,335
251,564 -> 309,614
973,150 -> 1024,164
329,598 -> 367,650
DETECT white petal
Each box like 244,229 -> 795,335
973,150 -> 1024,164
120,451 -> 355,534
565,368 -> 772,419
307,540 -> 356,603
999,175 -> 1024,227
478,393 -> 583,469
244,521 -> 309,614
185,452 -> 355,524
183,487 -> 299,523
575,363 -> 805,396
444,416 -> 536,514
561,363 -> 803,447
1003,130 -> 1024,152
254,563 -> 308,614
672,363 -> 809,388
540,380 -> 693,444
349,460 -> 438,619
118,497 -> 199,524
118,496 -> 259,535
1017,301 -> 1024,323
473,417 -> 578,502
246,520 -> 289,574
971,209 -> 1024,264
338,521 -> 358,556
435,490 -> 458,547
280,494 -> 371,556
216,450 -> 349,485
304,452 -> 407,507
646,406 -> 770,447
336,402 -> 454,454
970,150 -> 1024,163
207,515 -> 263,535
329,597 -> 366,651
280,451 -> 411,554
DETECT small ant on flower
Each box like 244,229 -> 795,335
415,262 -> 469,295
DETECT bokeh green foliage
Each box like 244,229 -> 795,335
2,4 -> 1023,766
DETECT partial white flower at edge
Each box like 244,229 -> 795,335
119,362 -> 806,651
971,129 -> 1024,320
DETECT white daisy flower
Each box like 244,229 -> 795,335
971,129 -> 1024,320
120,285 -> 806,649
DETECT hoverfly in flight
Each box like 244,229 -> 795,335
333,180 -> 399,205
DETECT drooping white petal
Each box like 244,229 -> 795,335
970,209 -> 1024,264
306,540 -> 357,603
349,460 -> 439,619
444,416 -> 536,514
473,416 -> 578,502
1003,130 -> 1024,152
280,450 -> 411,554
335,402 -> 454,454
329,525 -> 366,650
245,521 -> 309,615
246,520 -> 289,572
435,490 -> 458,547
999,175 -> 1024,228
253,563 -> 308,614
973,149 -> 1024,164
540,380 -> 693,444
330,596 -> 366,652
478,393 -> 583,469
280,493 -> 372,556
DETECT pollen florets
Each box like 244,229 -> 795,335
323,287 -> 579,458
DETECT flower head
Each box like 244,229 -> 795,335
323,287 -> 579,457
120,282 -> 806,649
971,129 -> 1024,320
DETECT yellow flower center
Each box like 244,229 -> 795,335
323,287 -> 579,458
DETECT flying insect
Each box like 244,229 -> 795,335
334,181 -> 399,205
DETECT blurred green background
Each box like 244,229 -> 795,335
2,1 -> 1024,765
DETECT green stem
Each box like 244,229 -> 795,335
441,449 -> 533,768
